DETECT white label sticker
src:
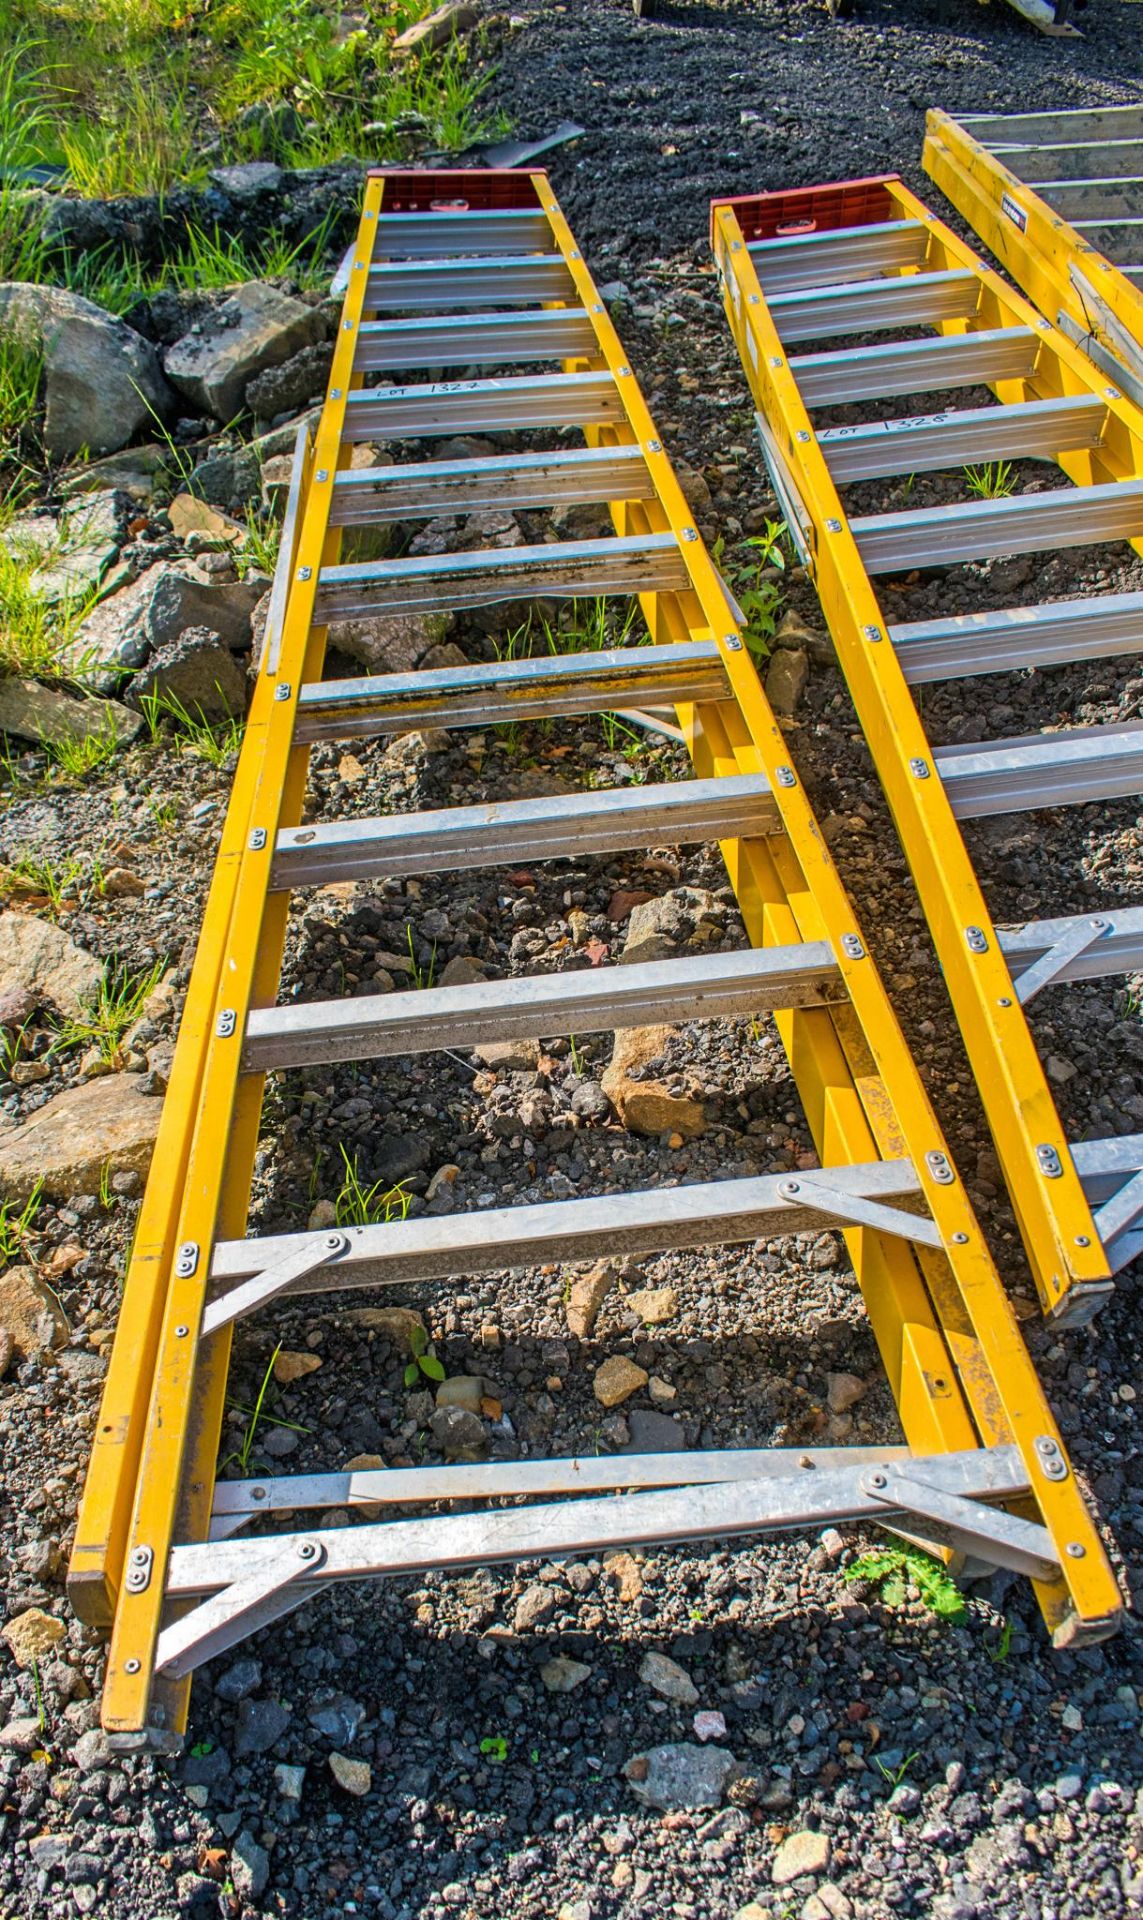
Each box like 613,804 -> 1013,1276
1001,193 -> 1027,233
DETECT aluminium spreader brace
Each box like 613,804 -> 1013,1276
713,172 -> 1143,1333
71,170 -> 1121,1748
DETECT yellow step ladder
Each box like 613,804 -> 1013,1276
72,169 -> 1121,1747
713,171 -> 1143,1331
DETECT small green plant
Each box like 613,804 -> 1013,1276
140,689 -> 244,767
98,1160 -> 114,1213
0,1180 -> 43,1267
599,711 -> 642,754
189,1738 -> 215,1758
2,853 -> 86,914
846,1544 -> 966,1623
147,795 -> 178,834
31,1656 -> 46,1733
713,523 -> 789,664
497,596 -> 639,663
479,1733 -> 508,1764
239,504 -> 281,577
568,1034 -> 582,1075
51,958 -> 166,1068
222,1343 -> 309,1473
985,1616 -> 1014,1664
45,716 -> 121,783
333,1144 -> 412,1228
964,460 -> 1016,501
403,1321 -> 446,1389
875,1750 -> 920,1790
405,923 -> 437,991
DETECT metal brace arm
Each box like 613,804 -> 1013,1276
1093,1168 -> 1143,1267
861,1462 -> 1059,1579
155,1537 -> 328,1679
777,1175 -> 942,1248
1013,916 -> 1110,1005
200,1231 -> 349,1336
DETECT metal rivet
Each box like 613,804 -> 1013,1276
1106,388 -> 1122,400
909,757 -> 930,779
776,765 -> 797,789
124,1658 -> 141,1674
252,1486 -> 267,1501
965,926 -> 988,954
216,1009 -> 237,1038
297,566 -> 312,582
796,429 -> 811,443
825,518 -> 842,533
343,318 -> 354,330
248,827 -> 267,851
331,388 -> 342,400
1091,918 -> 1108,931
1074,1235 -> 1090,1247
769,356 -> 784,368
841,933 -> 864,959
315,469 -> 329,483
863,624 -> 881,642
926,1150 -> 955,1185
175,1325 -> 189,1338
951,1231 -> 969,1245
998,997 -> 1012,1008
867,1471 -> 887,1490
297,1540 -> 318,1560
647,440 -> 662,454
681,527 -> 698,542
1036,1143 -> 1063,1179
723,634 -> 743,652
275,682 -> 292,702
779,1179 -> 800,1195
1066,1542 -> 1086,1559
616,365 -> 631,377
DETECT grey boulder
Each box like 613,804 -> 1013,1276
69,563 -> 263,680
0,282 -> 176,457
164,282 -> 325,421
127,625 -> 248,718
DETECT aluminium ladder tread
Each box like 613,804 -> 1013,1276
73,167 -> 1121,1747
713,170 -> 1143,1329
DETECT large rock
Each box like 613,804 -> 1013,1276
69,563 -> 262,678
624,1742 -> 737,1811
2,1606 -> 67,1669
0,1265 -> 70,1359
621,887 -> 725,966
0,679 -> 141,749
0,1074 -> 163,1202
0,911 -> 103,1020
0,282 -> 175,457
326,610 -> 448,674
601,1026 -> 705,1139
164,282 -> 325,421
127,625 -> 248,718
3,491 -> 125,606
246,341 -> 334,420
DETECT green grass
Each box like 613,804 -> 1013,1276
0,1180 -> 43,1267
1,4 -> 506,213
964,460 -> 1017,501
497,596 -> 640,664
140,689 -> 245,767
712,521 -> 790,664
221,1343 -> 310,1472
0,542 -> 102,680
50,957 -> 166,1067
45,715 -> 122,782
0,331 -> 43,442
334,1144 -> 412,1228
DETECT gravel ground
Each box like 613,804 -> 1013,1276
2,4 -> 1143,1919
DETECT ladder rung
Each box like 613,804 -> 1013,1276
375,210 -> 557,257
819,395 -> 1106,485
1041,179 -> 1143,222
328,446 -> 652,526
343,371 -> 621,439
999,907 -> 1143,985
890,590 -> 1143,683
748,218 -> 930,295
365,254 -> 575,310
936,721 -> 1143,817
1001,139 -> 1143,185
962,107 -> 1143,145
208,1159 -> 927,1295
314,533 -> 688,621
768,269 -> 980,344
791,327 -> 1040,408
273,773 -> 777,888
353,307 -> 598,373
852,479 -> 1143,573
244,942 -> 842,1071
295,640 -> 730,742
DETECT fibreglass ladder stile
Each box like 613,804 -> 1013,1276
923,106 -> 1143,411
70,170 -> 1122,1747
712,172 -> 1143,1332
